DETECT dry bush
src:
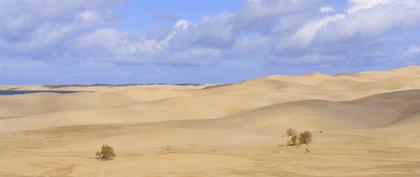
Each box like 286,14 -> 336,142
287,135 -> 298,146
286,128 -> 297,137
96,144 -> 116,161
298,131 -> 312,145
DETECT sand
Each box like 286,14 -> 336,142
1,66 -> 420,177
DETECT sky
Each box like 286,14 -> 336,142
0,0 -> 420,84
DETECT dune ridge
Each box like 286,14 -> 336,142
1,66 -> 420,177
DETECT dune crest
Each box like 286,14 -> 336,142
2,66 -> 420,176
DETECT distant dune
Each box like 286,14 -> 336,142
2,66 -> 420,177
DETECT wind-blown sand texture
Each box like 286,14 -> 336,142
1,66 -> 420,177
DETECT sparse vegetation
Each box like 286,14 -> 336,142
287,135 -> 298,146
285,128 -> 313,146
96,144 -> 115,161
298,131 -> 312,145
286,128 -> 297,137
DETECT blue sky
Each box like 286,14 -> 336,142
0,0 -> 419,84
116,0 -> 243,32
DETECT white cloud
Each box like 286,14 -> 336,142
0,0 -> 420,69
0,0 -> 121,59
288,14 -> 345,46
320,6 -> 335,13
269,0 -> 420,66
290,0 -> 420,44
76,10 -> 107,25
347,0 -> 393,13
174,20 -> 195,30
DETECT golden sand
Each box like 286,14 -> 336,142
1,66 -> 420,177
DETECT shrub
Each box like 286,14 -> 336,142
298,131 -> 312,145
96,144 -> 115,160
287,135 -> 298,146
286,128 -> 297,137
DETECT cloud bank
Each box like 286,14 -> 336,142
1,0 -> 420,69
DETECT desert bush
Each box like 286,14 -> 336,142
298,131 -> 312,145
287,135 -> 298,146
286,128 -> 297,137
96,144 -> 115,160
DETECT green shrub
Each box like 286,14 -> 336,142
287,135 -> 298,146
96,144 -> 115,160
286,128 -> 297,137
298,131 -> 312,145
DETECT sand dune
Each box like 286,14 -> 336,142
2,66 -> 420,177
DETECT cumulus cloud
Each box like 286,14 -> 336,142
347,0 -> 393,13
320,6 -> 335,13
272,0 -> 420,66
0,0 -> 420,69
0,0 -> 120,60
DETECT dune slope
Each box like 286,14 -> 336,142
1,66 -> 420,177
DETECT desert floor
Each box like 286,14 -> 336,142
1,66 -> 420,177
